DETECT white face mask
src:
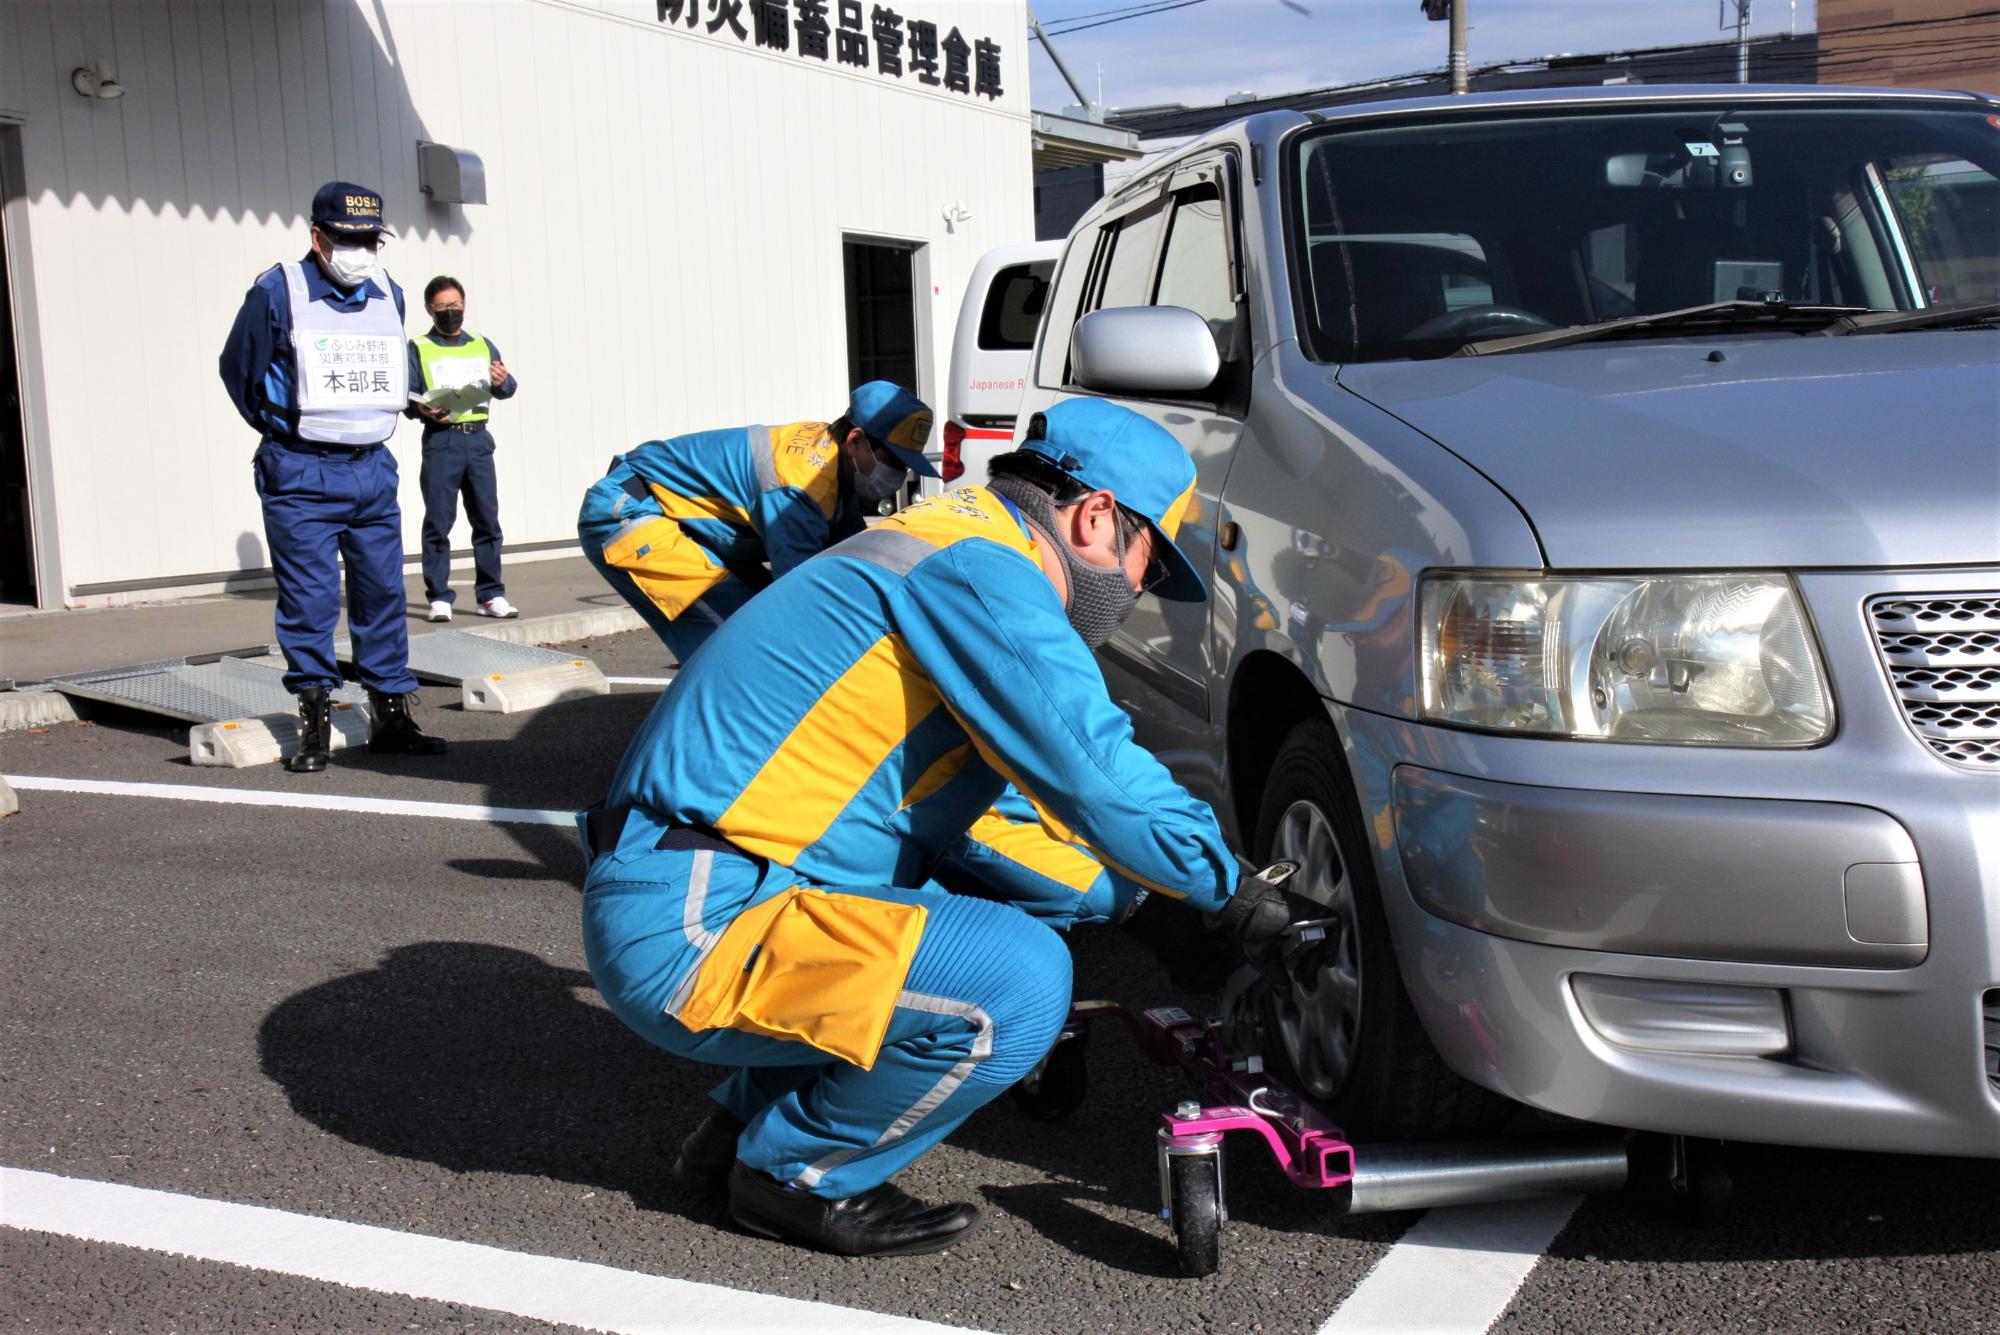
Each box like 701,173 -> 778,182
853,454 -> 908,502
320,241 -> 379,290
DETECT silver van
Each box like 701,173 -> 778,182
1016,85 -> 2000,1155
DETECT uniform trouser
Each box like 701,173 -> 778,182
582,811 -> 1072,1199
254,439 -> 418,695
419,427 -> 505,604
576,473 -> 755,665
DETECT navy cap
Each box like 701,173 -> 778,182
311,181 -> 393,236
848,381 -> 939,478
1019,398 -> 1205,602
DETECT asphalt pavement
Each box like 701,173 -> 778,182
3,627 -> 1996,1333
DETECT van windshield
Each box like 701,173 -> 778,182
1289,101 -> 2000,362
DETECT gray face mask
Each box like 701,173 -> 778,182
989,475 -> 1137,649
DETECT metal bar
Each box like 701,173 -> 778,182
1029,11 -> 1094,116
1344,1137 -> 1629,1213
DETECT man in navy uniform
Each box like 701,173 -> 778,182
219,181 -> 447,773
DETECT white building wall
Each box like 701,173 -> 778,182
0,0 -> 1030,604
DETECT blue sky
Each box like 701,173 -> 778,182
1026,0 -> 1820,111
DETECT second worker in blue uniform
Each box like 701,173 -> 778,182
579,399 -> 1290,1257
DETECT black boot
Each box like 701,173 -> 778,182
672,1106 -> 746,1193
726,1161 -> 982,1257
367,690 -> 448,756
284,687 -> 332,774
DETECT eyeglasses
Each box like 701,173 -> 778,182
429,302 -> 465,313
1117,505 -> 1172,595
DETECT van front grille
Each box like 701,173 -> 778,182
1986,991 -> 2000,1095
1868,595 -> 2000,769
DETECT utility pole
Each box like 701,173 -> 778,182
1421,1 -> 1469,95
1723,0 -> 1753,83
1028,7 -> 1099,121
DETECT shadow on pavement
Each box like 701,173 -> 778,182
257,940 -> 722,1223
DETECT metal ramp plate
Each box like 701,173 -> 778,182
336,628 -> 588,685
45,657 -> 367,724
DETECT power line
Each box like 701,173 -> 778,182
1043,0 -> 1213,38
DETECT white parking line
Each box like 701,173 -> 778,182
606,676 -> 676,686
1,774 -> 572,826
2,1167 -> 982,1335
1318,1195 -> 1580,1334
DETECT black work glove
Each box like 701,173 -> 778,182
1205,875 -> 1292,991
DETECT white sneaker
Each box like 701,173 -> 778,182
427,600 -> 453,623
479,596 -> 520,619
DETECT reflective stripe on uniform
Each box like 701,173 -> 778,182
791,989 -> 993,1191
825,528 -> 940,579
663,850 -> 724,1014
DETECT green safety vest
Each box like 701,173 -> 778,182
413,332 -> 493,424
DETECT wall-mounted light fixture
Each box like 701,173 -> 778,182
70,61 -> 125,100
417,141 -> 487,206
941,201 -> 973,224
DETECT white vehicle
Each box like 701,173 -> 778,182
920,241 -> 1060,496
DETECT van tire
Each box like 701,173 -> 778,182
1251,717 -> 1513,1138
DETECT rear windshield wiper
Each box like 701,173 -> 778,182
1815,300 -> 2000,336
1454,300 -> 1877,357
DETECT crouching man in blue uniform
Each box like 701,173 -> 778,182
579,399 -> 1290,1257
576,381 -> 937,667
218,181 -> 446,773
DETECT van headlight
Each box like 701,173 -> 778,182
1419,574 -> 1832,745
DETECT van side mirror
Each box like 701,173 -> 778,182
1070,306 -> 1222,397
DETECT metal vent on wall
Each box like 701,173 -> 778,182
1867,595 -> 2000,769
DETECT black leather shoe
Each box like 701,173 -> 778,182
284,687 -> 331,774
726,1161 -> 982,1257
367,691 -> 448,756
671,1106 -> 745,1193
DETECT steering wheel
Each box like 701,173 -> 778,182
1404,305 -> 1558,341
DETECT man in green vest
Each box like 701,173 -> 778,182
408,276 -> 520,621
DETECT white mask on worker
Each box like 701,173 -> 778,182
852,452 -> 907,502
321,242 -> 378,290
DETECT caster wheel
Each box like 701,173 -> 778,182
1166,1148 -> 1223,1278
1010,1030 -> 1088,1122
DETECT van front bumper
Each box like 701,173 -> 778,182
1339,706 -> 2000,1159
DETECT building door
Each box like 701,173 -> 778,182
0,136 -> 32,607
842,237 -> 920,392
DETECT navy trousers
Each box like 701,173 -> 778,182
254,440 -> 418,696
419,427 -> 505,604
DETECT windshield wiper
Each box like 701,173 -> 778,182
1454,300 -> 1877,358
1815,301 -> 2000,336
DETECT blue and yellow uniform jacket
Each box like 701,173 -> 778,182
603,484 -> 1238,912
605,422 -> 864,600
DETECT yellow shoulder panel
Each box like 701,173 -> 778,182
769,421 -> 841,517
883,485 -> 1039,562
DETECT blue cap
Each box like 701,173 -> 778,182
311,181 -> 393,236
1018,398 -> 1205,602
848,381 -> 938,478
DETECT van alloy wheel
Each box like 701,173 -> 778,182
1266,799 -> 1363,1100
1247,716 -> 1514,1136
